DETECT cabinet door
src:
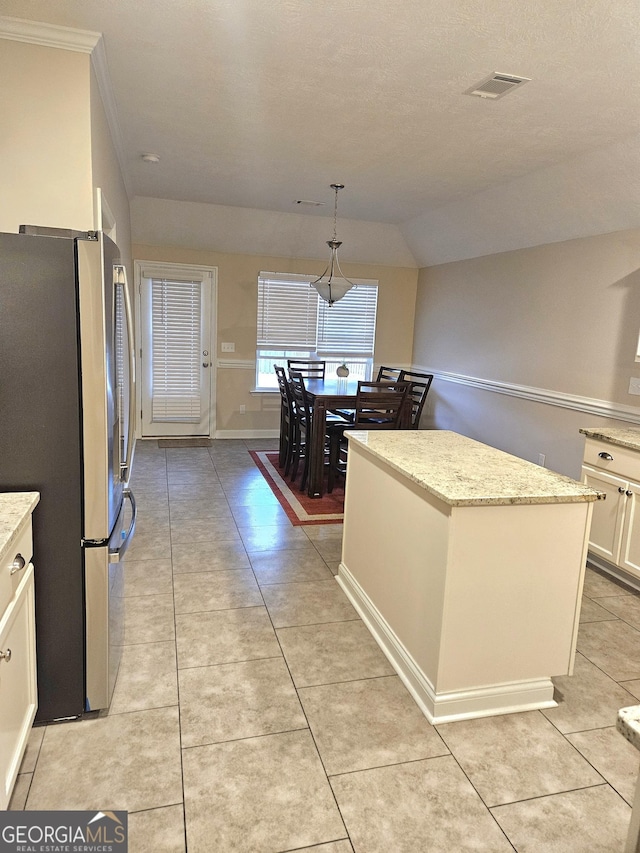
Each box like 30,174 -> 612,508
582,466 -> 626,563
620,481 -> 640,578
0,563 -> 37,810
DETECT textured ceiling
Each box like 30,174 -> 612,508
1,0 -> 639,263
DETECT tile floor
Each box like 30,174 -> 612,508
9,439 -> 640,851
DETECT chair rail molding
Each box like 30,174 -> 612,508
418,366 -> 640,426
217,359 -> 256,370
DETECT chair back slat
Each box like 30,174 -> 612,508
376,365 -> 402,382
353,381 -> 409,429
287,359 -> 326,380
398,370 -> 434,428
274,364 -> 293,409
288,369 -> 312,427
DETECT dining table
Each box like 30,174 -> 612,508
303,376 -> 412,498
303,376 -> 360,498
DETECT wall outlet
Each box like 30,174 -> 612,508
221,342 -> 235,352
538,453 -> 546,467
239,404 -> 246,414
629,377 -> 640,396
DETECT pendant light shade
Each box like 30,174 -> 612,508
311,183 -> 354,307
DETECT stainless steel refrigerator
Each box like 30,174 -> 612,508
0,227 -> 136,722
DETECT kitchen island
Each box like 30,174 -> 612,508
337,431 -> 602,723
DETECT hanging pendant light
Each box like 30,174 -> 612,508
311,183 -> 354,307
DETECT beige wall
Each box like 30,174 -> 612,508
0,40 -> 94,232
133,242 -> 418,435
413,228 -> 640,477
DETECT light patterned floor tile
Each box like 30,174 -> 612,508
182,730 -> 346,853
491,785 -> 630,852
179,657 -> 306,747
436,711 -> 603,807
27,708 -> 183,812
331,755 -> 513,852
261,580 -> 357,628
299,676 -> 449,775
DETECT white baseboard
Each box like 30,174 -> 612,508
213,429 -> 279,439
336,562 -> 557,724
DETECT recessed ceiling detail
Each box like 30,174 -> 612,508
464,73 -> 531,100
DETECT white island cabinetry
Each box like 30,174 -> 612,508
580,428 -> 640,586
0,492 -> 39,809
338,431 -> 601,724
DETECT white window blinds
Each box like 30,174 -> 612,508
257,274 -> 319,349
257,272 -> 378,357
151,278 -> 202,422
317,284 -> 378,356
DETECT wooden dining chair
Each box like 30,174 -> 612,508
274,365 -> 295,474
376,365 -> 402,382
398,369 -> 434,428
327,380 -> 409,492
286,359 -> 326,380
289,369 -> 349,492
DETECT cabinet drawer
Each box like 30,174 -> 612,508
0,520 -> 33,616
0,563 -> 37,810
583,438 -> 640,483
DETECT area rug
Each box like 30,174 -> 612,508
249,451 -> 344,525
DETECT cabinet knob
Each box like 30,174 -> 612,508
628,490 -> 634,497
599,452 -> 614,461
619,487 -> 626,494
9,553 -> 26,575
0,649 -> 12,663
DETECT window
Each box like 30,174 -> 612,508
256,272 -> 378,389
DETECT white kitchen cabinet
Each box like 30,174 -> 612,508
581,432 -> 640,584
0,495 -> 39,810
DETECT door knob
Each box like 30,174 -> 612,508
0,649 -> 12,663
202,362 -> 210,368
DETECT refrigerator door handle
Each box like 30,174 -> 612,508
114,264 -> 136,484
109,489 -> 137,563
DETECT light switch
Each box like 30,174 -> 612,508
221,342 -> 235,353
629,378 -> 640,395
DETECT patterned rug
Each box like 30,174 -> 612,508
249,451 -> 344,525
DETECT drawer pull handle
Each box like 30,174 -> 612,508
0,649 -> 12,663
619,487 -> 626,494
628,490 -> 634,497
9,553 -> 26,575
598,452 -> 614,461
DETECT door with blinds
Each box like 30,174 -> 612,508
139,263 -> 216,437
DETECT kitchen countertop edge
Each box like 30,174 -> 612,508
0,492 -> 40,560
580,427 -> 640,453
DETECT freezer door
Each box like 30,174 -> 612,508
85,490 -> 136,711
77,234 -> 123,540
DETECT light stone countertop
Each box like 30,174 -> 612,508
617,706 -> 640,752
0,493 -> 40,562
579,427 -> 640,453
345,430 -> 604,507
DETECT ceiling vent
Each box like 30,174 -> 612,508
295,199 -> 326,207
464,72 -> 531,100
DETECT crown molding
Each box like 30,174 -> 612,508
90,36 -> 131,197
0,16 -> 100,52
